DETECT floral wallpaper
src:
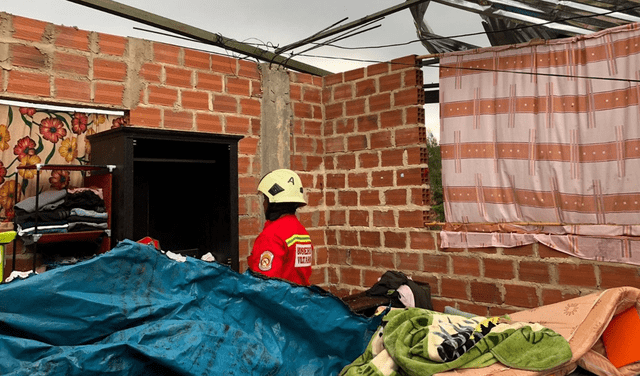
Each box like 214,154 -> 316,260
0,105 -> 127,221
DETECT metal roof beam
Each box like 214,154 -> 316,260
66,0 -> 333,76
274,0 -> 433,55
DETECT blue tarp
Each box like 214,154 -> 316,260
0,240 -> 381,375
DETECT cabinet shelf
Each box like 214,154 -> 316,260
12,164 -> 114,272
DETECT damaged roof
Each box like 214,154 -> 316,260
412,0 -> 640,54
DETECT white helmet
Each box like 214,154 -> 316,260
258,169 -> 307,206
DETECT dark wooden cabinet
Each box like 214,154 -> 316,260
88,127 -> 242,271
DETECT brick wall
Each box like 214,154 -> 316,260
0,13 -> 265,272
309,56 -> 431,295
3,13 -> 639,316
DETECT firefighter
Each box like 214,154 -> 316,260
247,169 -> 313,285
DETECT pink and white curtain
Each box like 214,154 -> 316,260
439,23 -> 640,265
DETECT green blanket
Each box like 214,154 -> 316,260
340,308 -> 572,376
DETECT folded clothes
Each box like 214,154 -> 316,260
69,208 -> 108,219
14,190 -> 67,213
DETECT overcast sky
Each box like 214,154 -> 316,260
2,0 -> 491,137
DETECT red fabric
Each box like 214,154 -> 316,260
248,215 -> 313,285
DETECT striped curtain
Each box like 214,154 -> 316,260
439,23 -> 640,265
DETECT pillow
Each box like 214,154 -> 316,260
602,306 -> 640,368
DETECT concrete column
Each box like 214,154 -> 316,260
258,63 -> 291,177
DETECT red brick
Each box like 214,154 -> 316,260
53,52 -> 89,76
294,102 -> 312,119
356,78 -> 376,97
238,60 -> 259,79
557,263 -> 597,287
379,72 -> 402,92
12,16 -> 47,42
423,254 -> 448,273
244,132 -> 259,154
373,210 -> 396,227
370,93 -> 391,111
371,170 -> 393,187
324,137 -> 344,153
333,83 -> 353,101
518,261 -> 551,283
397,168 -> 424,187
328,210 -> 346,226
130,107 -> 161,128
410,232 -> 436,250
384,231 -> 406,249
452,256 -> 480,277
503,244 -> 535,257
442,278 -> 468,300
340,267 -> 361,286
349,249 -> 371,267
385,189 -> 407,205
326,173 -> 346,189
357,115 -> 379,132
238,176 -> 258,195
148,86 -> 178,106
324,72 -> 343,86
181,90 -> 209,110
381,109 -> 403,128
541,288 -> 581,306
366,62 -> 389,77
98,34 -> 127,56
391,55 -> 418,71
140,63 -> 162,83
484,259 -> 515,280
240,98 -> 260,117
396,127 -> 422,147
339,230 -> 358,247
211,54 -> 237,75
326,103 -> 343,120
398,252 -> 420,271
372,251 -> 395,269
468,247 -> 499,255
12,45 -> 47,69
348,172 -> 368,188
344,68 -> 365,82
54,78 -> 90,102
349,210 -> 369,226
346,98 -> 366,116
226,77 -> 251,96
336,154 -> 356,170
303,87 -> 322,103
166,66 -> 193,88
347,135 -> 368,151
197,72 -> 223,92
238,216 -> 261,237
184,49 -> 210,70
361,231 -> 381,247
213,95 -> 237,113
237,157 -> 250,175
306,156 -> 323,170
164,110 -> 193,130
154,43 -> 181,65
394,87 -> 422,106
360,190 -> 380,206
599,265 -> 640,289
381,149 -> 404,167
94,82 -> 123,105
8,71 -> 50,97
338,191 -> 357,206
471,281 -> 503,304
398,210 -> 424,228
226,116 -> 250,134
55,25 -> 90,51
504,284 -> 538,308
371,130 -> 393,149
538,244 -> 572,259
358,152 -> 379,168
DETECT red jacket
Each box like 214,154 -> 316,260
248,214 -> 313,285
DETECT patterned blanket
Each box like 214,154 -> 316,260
341,308 -> 572,376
